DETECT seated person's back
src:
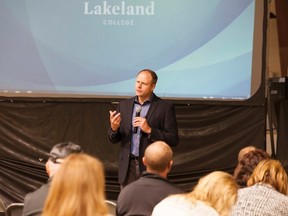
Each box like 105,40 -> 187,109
116,141 -> 184,216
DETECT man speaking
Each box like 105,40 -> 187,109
108,69 -> 179,188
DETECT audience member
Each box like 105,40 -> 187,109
233,149 -> 270,187
116,141 -> 184,216
232,159 -> 288,215
152,171 -> 238,216
42,153 -> 110,216
233,145 -> 257,183
22,142 -> 82,216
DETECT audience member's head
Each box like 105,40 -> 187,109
234,148 -> 270,187
237,146 -> 256,162
142,141 -> 173,177
188,171 -> 238,216
42,153 -> 109,216
248,159 -> 288,195
46,141 -> 83,177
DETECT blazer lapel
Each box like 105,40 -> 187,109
126,97 -> 135,130
145,95 -> 159,122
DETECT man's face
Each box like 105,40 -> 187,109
46,158 -> 64,177
135,71 -> 156,99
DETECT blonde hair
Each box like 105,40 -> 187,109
186,171 -> 238,216
247,159 -> 288,195
42,153 -> 108,216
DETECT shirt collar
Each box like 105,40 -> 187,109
134,93 -> 154,105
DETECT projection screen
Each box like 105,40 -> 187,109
0,0 -> 266,100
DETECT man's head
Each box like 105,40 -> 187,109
135,69 -> 158,102
46,141 -> 83,177
238,146 -> 256,162
142,141 -> 173,177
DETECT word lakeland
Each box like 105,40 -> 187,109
84,1 -> 155,15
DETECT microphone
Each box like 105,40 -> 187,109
133,107 -> 141,133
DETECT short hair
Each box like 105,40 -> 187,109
144,141 -> 172,172
186,171 -> 238,216
248,159 -> 288,195
49,141 -> 83,163
137,69 -> 158,84
234,149 -> 271,187
42,153 -> 108,216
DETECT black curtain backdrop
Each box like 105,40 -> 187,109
274,99 -> 288,172
0,88 -> 266,207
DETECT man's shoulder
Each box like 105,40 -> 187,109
23,183 -> 50,216
24,183 -> 49,201
137,173 -> 183,191
152,95 -> 173,105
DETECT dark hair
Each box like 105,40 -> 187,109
234,149 -> 271,187
49,141 -> 83,163
138,69 -> 158,84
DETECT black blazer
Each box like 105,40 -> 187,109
108,94 -> 179,184
22,179 -> 51,216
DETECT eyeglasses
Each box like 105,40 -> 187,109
49,156 -> 62,164
38,156 -> 64,164
49,157 -> 59,163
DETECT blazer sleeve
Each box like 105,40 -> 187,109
108,127 -> 122,144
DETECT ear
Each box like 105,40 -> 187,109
142,157 -> 147,166
46,161 -> 51,176
46,160 -> 61,177
167,160 -> 173,172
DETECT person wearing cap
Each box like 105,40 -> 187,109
22,142 -> 83,216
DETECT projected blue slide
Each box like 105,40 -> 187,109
0,0 -> 261,100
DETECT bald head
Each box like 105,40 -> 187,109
238,146 -> 256,162
143,141 -> 173,173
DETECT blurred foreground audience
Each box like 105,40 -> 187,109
152,171 -> 238,216
42,153 -> 111,216
232,159 -> 288,215
22,142 -> 83,216
116,141 -> 184,216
